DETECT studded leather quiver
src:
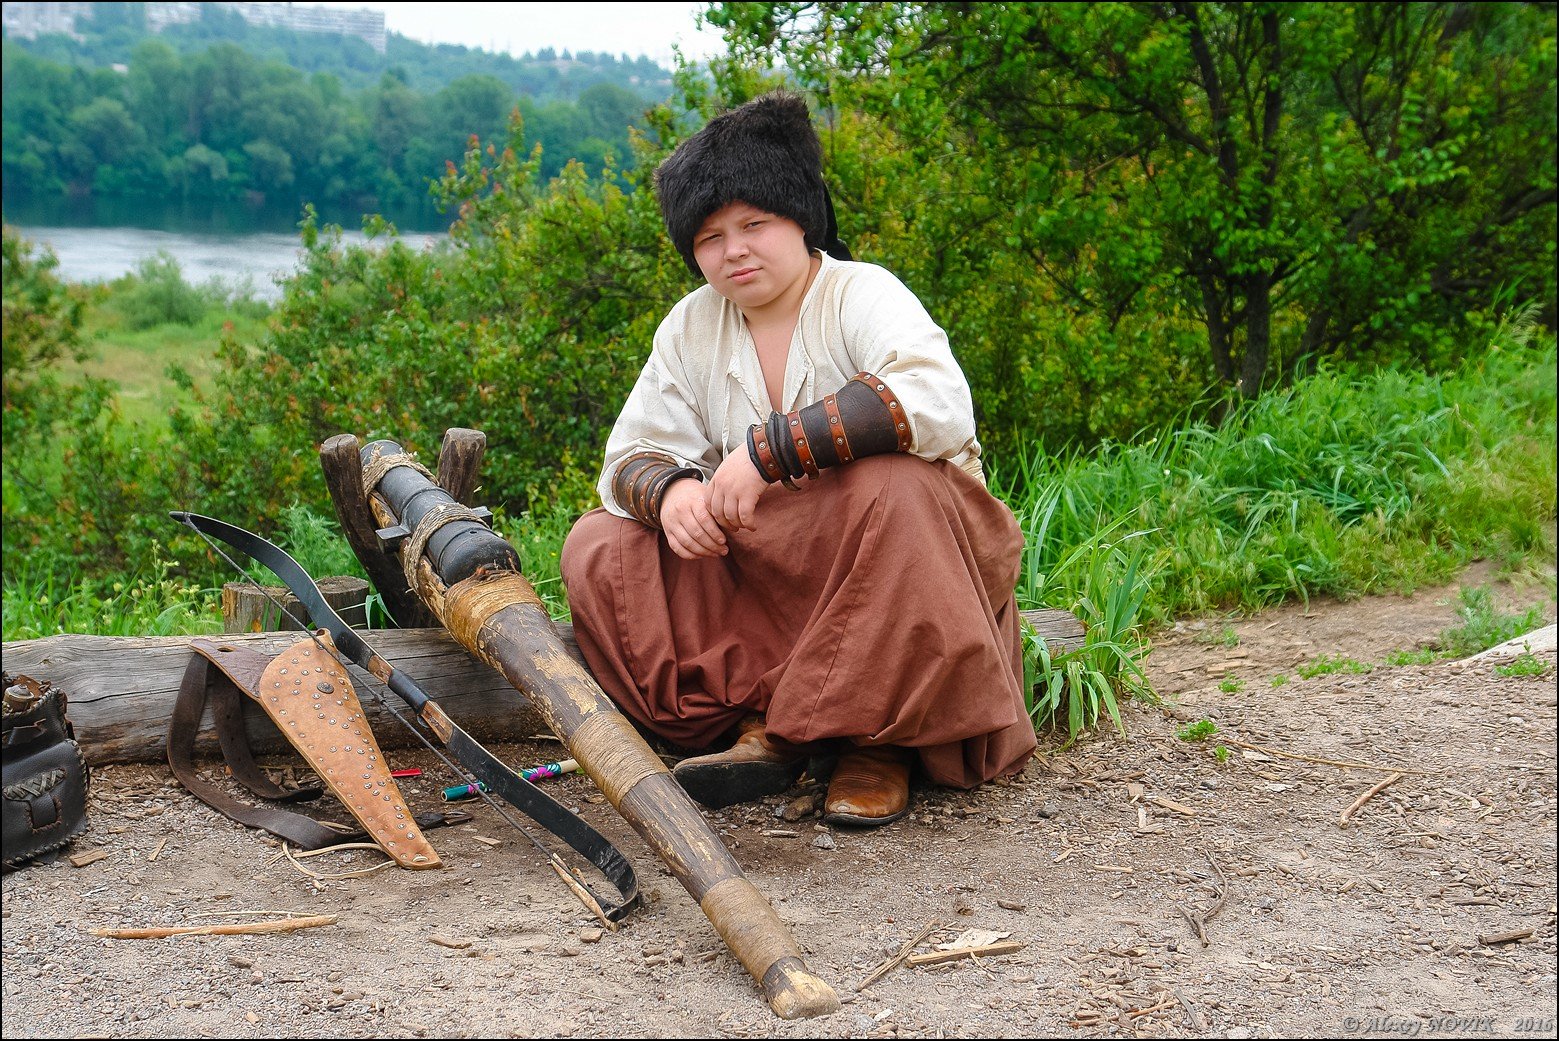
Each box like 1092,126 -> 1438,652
168,635 -> 442,869
2,673 -> 90,870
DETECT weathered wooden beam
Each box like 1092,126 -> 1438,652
0,629 -> 543,766
0,609 -> 1083,768
436,427 -> 487,505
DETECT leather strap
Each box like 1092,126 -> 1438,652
613,452 -> 703,528
822,393 -> 854,464
749,418 -> 796,488
169,651 -> 353,851
785,411 -> 821,479
850,372 -> 912,451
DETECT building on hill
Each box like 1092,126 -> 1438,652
2,2 -> 91,41
3,1 -> 387,53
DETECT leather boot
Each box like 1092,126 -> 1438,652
823,745 -> 913,827
673,716 -> 811,809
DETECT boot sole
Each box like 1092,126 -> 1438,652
823,805 -> 911,828
673,760 -> 805,810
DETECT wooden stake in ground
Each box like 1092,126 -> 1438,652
90,915 -> 338,939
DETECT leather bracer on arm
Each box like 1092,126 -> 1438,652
612,452 -> 704,528
746,371 -> 912,484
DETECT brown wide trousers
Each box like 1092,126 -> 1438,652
560,454 -> 1037,788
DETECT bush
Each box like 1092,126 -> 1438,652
103,251 -> 228,330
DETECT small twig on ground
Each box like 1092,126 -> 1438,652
1339,773 -> 1405,826
1128,998 -> 1179,1020
1177,907 -> 1209,947
1222,737 -> 1436,775
905,940 -> 1024,966
857,919 -> 939,991
90,915 -> 338,939
1170,986 -> 1207,1031
1177,851 -> 1228,947
189,909 -> 324,919
1478,928 -> 1535,945
275,842 -> 395,882
69,849 -> 111,868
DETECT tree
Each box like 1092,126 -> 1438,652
710,2 -> 1557,412
1,227 -> 86,420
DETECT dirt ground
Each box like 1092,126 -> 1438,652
3,562 -> 1556,1039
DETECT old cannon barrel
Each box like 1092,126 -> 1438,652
324,432 -> 840,1020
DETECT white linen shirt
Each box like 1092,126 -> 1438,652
597,251 -> 984,518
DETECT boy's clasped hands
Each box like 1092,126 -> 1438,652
660,453 -> 771,559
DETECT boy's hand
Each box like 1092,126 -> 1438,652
706,451 -> 769,533
661,477 -> 728,559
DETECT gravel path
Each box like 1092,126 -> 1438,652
4,566 -> 1555,1038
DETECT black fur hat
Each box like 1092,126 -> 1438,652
655,91 -> 843,276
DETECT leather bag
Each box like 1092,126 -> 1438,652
3,673 -> 90,870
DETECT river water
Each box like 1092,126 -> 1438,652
9,223 -> 448,303
5,195 -> 449,302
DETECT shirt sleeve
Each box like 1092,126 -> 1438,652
837,265 -> 981,468
597,319 -> 723,519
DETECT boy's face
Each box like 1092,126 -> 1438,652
692,202 -> 812,311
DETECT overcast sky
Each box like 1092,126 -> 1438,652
313,2 -> 728,67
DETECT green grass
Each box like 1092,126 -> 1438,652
1013,497 -> 1153,742
1219,676 -> 1245,693
1386,648 -> 1441,666
59,258 -> 270,430
1177,719 -> 1218,741
2,548 -> 222,640
1297,654 -> 1374,678
988,326 -> 1556,626
1199,625 -> 1240,647
1440,586 -> 1548,658
1496,653 -> 1549,678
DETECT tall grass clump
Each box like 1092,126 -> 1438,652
991,317 -> 1552,738
992,318 -> 1556,739
1000,479 -> 1156,743
2,547 -> 221,641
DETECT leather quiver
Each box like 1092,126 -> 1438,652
170,635 -> 442,869
3,674 -> 90,870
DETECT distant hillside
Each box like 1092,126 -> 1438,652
1,3 -> 686,227
2,2 -> 677,104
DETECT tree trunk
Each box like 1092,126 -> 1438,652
1240,269 -> 1274,397
1198,269 -> 1235,385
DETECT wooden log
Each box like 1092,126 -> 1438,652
1018,607 -> 1087,647
219,576 -> 369,633
0,629 -> 544,766
0,609 -> 1084,768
